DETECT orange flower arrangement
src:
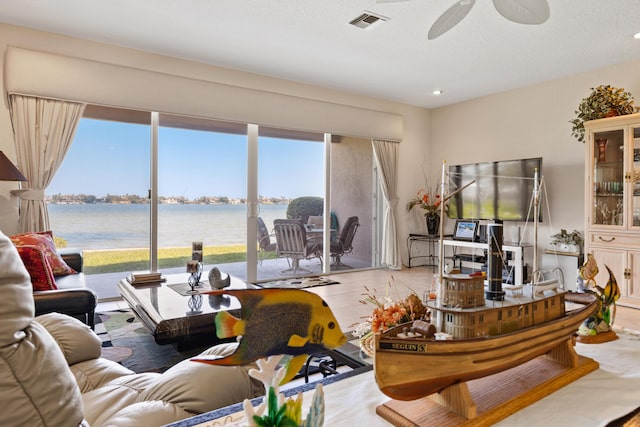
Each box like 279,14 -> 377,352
370,303 -> 406,333
407,186 -> 442,217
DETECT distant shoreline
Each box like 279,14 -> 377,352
46,195 -> 290,205
47,200 -> 287,205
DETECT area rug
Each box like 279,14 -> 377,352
96,310 -> 206,373
96,309 -> 345,383
256,276 -> 339,289
605,326 -> 640,427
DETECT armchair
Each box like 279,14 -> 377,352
322,215 -> 359,268
33,248 -> 97,329
257,216 -> 277,264
10,231 -> 97,328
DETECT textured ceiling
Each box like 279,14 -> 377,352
1,0 -> 639,108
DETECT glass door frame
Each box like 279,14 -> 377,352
246,124 -> 259,282
150,112 -> 159,271
321,132 -> 332,272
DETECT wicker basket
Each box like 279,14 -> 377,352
359,333 -> 375,358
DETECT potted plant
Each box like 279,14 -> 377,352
570,85 -> 639,143
549,229 -> 583,254
407,186 -> 443,235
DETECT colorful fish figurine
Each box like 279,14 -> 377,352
192,288 -> 347,383
581,263 -> 621,332
599,264 -> 621,326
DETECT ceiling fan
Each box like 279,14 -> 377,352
376,0 -> 550,40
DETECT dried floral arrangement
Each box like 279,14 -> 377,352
352,278 -> 430,357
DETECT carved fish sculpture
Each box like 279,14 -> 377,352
600,264 -> 621,326
579,253 -> 599,288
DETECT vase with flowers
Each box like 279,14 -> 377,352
407,186 -> 443,235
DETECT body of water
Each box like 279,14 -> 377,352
48,203 -> 288,250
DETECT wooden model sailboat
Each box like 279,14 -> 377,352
374,162 -> 599,404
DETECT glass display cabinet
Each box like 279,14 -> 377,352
584,113 -> 640,308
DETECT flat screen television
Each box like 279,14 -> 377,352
447,157 -> 542,222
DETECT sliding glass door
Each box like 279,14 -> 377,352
252,127 -> 325,282
50,105 -> 380,299
157,114 -> 248,276
48,111 -> 152,280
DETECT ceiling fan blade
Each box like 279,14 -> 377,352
492,0 -> 550,25
428,0 -> 476,40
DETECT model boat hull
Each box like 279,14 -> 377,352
374,293 -> 598,401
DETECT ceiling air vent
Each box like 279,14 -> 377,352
349,12 -> 389,30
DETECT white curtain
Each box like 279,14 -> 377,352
8,95 -> 86,233
372,139 -> 400,270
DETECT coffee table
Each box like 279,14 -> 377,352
118,273 -> 253,350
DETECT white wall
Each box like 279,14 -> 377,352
430,59 -> 640,287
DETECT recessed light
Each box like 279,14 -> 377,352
433,90 -> 444,95
634,32 -> 640,39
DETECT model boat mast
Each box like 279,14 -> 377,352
438,160 -> 447,283
532,167 -> 540,282
437,160 -> 474,282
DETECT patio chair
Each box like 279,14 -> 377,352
257,216 -> 277,264
273,219 -> 321,275
325,216 -> 359,269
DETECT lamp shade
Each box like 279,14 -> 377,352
0,151 -> 27,181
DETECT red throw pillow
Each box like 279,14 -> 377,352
10,231 -> 76,276
16,245 -> 58,291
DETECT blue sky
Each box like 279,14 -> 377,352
49,119 -> 324,199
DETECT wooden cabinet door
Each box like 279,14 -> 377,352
588,247 -> 627,295
627,250 -> 640,302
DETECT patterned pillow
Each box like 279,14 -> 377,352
16,245 -> 58,291
10,231 -> 76,276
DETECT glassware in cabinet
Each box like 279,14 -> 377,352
592,129 -> 624,226
632,127 -> 640,226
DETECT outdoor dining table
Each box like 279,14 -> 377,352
305,227 -> 337,244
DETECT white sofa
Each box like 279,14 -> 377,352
0,230 -> 263,427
